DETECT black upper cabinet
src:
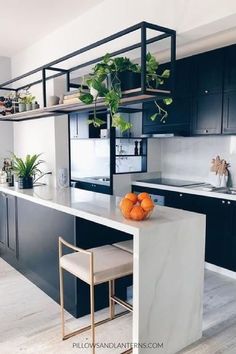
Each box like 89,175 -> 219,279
192,93 -> 222,135
174,57 -> 193,97
223,91 -> 236,134
142,98 -> 190,135
194,48 -> 224,95
224,44 -> 236,91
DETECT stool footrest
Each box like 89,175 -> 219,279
111,295 -> 133,313
63,310 -> 130,341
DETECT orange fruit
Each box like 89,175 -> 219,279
119,198 -> 134,219
141,197 -> 155,212
130,205 -> 145,221
137,192 -> 151,202
125,192 -> 138,204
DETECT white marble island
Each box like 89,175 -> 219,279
0,185 -> 206,354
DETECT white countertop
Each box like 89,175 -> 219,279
0,184 -> 202,235
132,181 -> 236,201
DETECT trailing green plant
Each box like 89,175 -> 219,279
145,52 -> 173,122
79,52 -> 172,130
79,54 -> 137,132
11,153 -> 44,178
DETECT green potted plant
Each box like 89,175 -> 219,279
18,91 -> 36,112
12,153 -> 44,189
18,96 -> 27,113
79,53 -> 172,131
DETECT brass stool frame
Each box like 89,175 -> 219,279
59,237 -> 133,354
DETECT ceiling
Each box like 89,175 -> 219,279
0,0 -> 104,57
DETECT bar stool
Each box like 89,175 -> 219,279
113,240 -> 133,254
59,237 -> 133,354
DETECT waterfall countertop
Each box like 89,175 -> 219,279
0,184 -> 206,354
0,183 -> 203,234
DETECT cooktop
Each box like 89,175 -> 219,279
137,178 -> 203,187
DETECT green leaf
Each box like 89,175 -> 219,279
161,69 -> 170,79
88,117 -> 106,128
150,113 -> 159,121
79,93 -> 94,105
163,97 -> 173,105
112,113 -> 132,132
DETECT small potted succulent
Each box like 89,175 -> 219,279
18,91 -> 36,112
18,96 -> 27,112
12,153 -> 44,189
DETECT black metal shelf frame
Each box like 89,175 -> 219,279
0,21 -> 176,122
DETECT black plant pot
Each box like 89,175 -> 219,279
18,176 -> 33,189
113,71 -> 141,92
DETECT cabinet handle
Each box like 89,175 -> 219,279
204,90 -> 209,94
179,193 -> 183,197
222,200 -> 225,204
227,201 -> 231,205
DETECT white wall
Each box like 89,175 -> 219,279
0,57 -> 14,166
152,136 -> 236,186
9,0 -> 236,187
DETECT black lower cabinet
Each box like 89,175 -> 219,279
132,185 -> 236,271
0,195 -> 132,318
0,193 -> 17,259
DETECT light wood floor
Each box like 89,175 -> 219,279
1,259 -> 236,354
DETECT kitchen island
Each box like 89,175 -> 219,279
0,185 -> 205,354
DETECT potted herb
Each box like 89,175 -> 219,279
18,97 -> 27,113
18,91 -> 36,112
25,94 -> 36,111
12,153 -> 44,189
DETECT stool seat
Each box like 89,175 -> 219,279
60,245 -> 133,285
113,240 -> 133,254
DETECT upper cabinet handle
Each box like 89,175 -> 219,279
204,90 -> 209,94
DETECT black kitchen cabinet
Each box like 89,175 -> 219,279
224,44 -> 236,92
142,97 -> 191,136
132,185 -> 236,271
223,91 -> 236,134
194,49 -> 224,95
175,57 -> 193,97
0,192 -> 7,253
191,93 -> 223,135
0,193 -> 17,258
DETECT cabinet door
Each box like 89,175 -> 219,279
204,198 -> 233,270
223,91 -> 236,134
6,195 -> 17,257
224,44 -> 236,92
192,93 -> 222,135
0,193 -> 7,252
175,57 -> 193,97
143,98 -> 190,136
194,49 -> 223,95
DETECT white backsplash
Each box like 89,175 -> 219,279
157,136 -> 236,186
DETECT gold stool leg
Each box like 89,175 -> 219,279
109,279 -> 115,319
90,254 -> 95,354
59,265 -> 65,339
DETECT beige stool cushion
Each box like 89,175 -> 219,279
112,240 -> 133,254
60,245 -> 133,285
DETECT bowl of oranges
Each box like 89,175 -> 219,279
119,192 -> 155,221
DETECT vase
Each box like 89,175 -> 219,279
26,103 -> 32,111
113,71 -> 141,92
18,103 -> 26,112
18,176 -> 33,189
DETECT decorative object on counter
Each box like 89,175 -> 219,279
2,158 -> 14,186
0,170 -> 7,184
57,168 -> 69,188
0,94 -> 16,115
119,192 -> 154,221
48,95 -> 60,106
12,153 -> 44,189
208,155 -> 230,187
134,141 -> 139,156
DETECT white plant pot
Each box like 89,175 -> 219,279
18,103 -> 26,112
26,103 -> 32,111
